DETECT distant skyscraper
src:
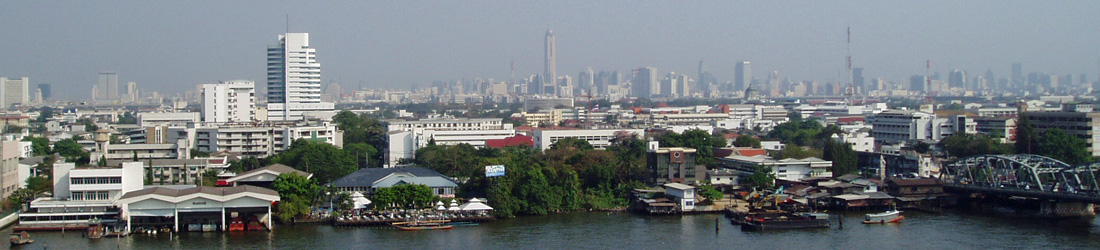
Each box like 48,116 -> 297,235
852,67 -> 865,94
544,30 -> 556,86
0,77 -> 29,108
266,33 -> 333,121
735,61 -> 751,91
202,80 -> 256,123
949,70 -> 966,89
37,83 -> 50,101
125,81 -> 139,103
910,75 -> 926,92
595,70 -> 618,95
579,68 -> 595,95
631,67 -> 658,98
97,72 -> 118,101
1012,63 -> 1023,88
660,72 -> 678,98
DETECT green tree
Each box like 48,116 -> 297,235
823,139 -> 858,177
1015,113 -> 1038,155
771,145 -> 822,159
25,176 -> 52,193
201,169 -> 219,187
1038,128 -> 1093,165
745,166 -> 775,189
732,135 -> 762,148
658,129 -> 724,166
22,137 -> 51,156
272,172 -> 322,202
549,137 -> 594,151
914,141 -> 932,154
54,139 -> 90,165
344,143 -> 378,168
941,134 -> 1011,159
269,139 -> 357,183
190,149 -> 211,158
333,111 -> 388,167
36,107 -> 53,122
696,184 -> 723,201
371,184 -> 435,209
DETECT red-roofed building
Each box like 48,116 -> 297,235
836,116 -> 864,124
485,134 -> 535,148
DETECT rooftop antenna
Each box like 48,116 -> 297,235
286,14 -> 289,34
510,57 -> 515,86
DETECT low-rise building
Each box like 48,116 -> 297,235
226,164 -> 311,188
328,167 -> 458,199
1022,111 -> 1100,156
646,142 -> 706,186
718,155 -> 833,183
18,162 -> 143,226
662,183 -> 696,212
386,119 -> 515,166
532,128 -> 644,150
116,185 -> 279,232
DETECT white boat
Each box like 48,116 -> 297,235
862,209 -> 904,224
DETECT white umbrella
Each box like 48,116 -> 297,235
350,192 -> 371,209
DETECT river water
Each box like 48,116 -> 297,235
5,210 -> 1100,250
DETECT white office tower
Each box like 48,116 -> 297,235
0,77 -> 29,108
201,80 -> 256,123
266,33 -> 333,121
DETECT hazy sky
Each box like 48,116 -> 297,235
2,1 -> 1098,99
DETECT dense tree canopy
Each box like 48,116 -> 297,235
272,173 -> 323,223
656,129 -> 726,166
771,145 -> 822,159
823,139 -> 858,177
1038,129 -> 1092,165
413,134 -> 649,217
333,111 -> 388,167
372,184 -> 436,210
54,139 -> 89,165
732,135 -> 762,148
22,137 -> 50,156
269,139 -> 357,183
940,134 -> 1012,159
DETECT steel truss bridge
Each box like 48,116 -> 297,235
940,154 -> 1100,203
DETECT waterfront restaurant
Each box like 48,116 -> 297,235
115,185 -> 280,232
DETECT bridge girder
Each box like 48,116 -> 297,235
943,154 -> 1100,196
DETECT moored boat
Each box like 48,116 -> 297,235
741,212 -> 831,231
391,220 -> 454,231
10,231 -> 34,246
863,209 -> 904,224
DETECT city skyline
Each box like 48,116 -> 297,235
1,1 -> 1099,99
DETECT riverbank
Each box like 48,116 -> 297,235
4,210 -> 1100,249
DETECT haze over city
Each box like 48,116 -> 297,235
1,0 -> 1098,98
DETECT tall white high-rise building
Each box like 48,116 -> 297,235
545,30 -> 556,86
202,80 -> 256,123
266,33 -> 333,121
0,77 -> 29,108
